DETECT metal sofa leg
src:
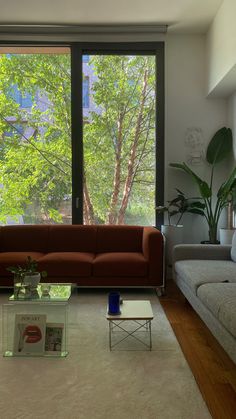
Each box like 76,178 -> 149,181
155,287 -> 166,297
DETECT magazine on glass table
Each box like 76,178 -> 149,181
13,315 -> 64,356
45,323 -> 64,355
13,314 -> 46,356
44,323 -> 64,354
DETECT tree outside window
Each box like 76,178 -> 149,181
0,51 -> 156,226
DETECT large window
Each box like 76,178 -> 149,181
82,54 -> 156,225
0,47 -> 72,225
0,43 -> 164,227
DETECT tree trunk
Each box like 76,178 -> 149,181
83,176 -> 95,225
118,66 -> 148,224
106,114 -> 123,224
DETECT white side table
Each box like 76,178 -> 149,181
106,300 -> 154,351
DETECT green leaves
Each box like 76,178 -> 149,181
84,55 -> 156,223
217,167 -> 236,202
156,189 -> 205,225
6,255 -> 47,279
206,127 -> 232,165
0,52 -> 71,224
170,127 -> 235,243
187,201 -> 205,216
170,162 -> 211,198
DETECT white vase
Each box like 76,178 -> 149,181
24,272 -> 41,289
161,225 -> 184,266
219,228 -> 235,245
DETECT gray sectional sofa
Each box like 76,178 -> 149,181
173,242 -> 236,364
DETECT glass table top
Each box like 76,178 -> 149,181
9,283 -> 74,302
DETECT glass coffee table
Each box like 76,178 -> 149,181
106,300 -> 154,351
2,283 -> 74,358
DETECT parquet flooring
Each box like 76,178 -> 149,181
160,280 -> 236,419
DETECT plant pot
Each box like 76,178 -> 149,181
219,228 -> 235,245
24,272 -> 41,289
161,225 -> 184,266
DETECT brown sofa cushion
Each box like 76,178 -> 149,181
48,225 -> 97,252
93,252 -> 148,277
142,227 -> 163,283
1,225 -> 48,252
0,252 -> 45,276
38,252 -> 95,277
96,225 -> 143,252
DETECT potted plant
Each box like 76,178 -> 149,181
219,186 -> 236,244
156,189 -> 203,265
170,127 -> 236,244
156,188 -> 204,226
7,256 -> 47,294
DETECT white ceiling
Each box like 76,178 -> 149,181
0,0 -> 223,34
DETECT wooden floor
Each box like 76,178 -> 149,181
160,280 -> 236,419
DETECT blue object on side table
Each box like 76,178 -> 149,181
108,292 -> 121,315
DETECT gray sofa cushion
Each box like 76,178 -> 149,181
175,260 -> 236,294
231,231 -> 236,262
197,283 -> 236,339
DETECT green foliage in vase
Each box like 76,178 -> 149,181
170,127 -> 236,243
7,256 -> 47,284
156,189 -> 204,226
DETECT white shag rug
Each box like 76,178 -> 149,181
0,289 -> 212,419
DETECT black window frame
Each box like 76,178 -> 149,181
71,42 -> 164,228
0,41 -> 164,228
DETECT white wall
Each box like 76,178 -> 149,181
205,0 -> 236,236
227,92 -> 236,160
206,0 -> 236,95
165,34 -> 227,243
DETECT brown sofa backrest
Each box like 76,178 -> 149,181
0,225 -> 48,252
96,225 -> 143,252
48,225 -> 97,252
0,224 -> 144,254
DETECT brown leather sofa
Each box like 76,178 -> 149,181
0,224 -> 164,289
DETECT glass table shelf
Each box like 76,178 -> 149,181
2,283 -> 74,358
10,283 -> 73,302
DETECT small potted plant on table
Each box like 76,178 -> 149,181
7,256 -> 47,297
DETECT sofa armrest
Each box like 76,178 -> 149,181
173,244 -> 232,263
142,227 -> 164,285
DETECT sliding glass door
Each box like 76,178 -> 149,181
0,47 -> 71,224
82,54 -> 156,225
